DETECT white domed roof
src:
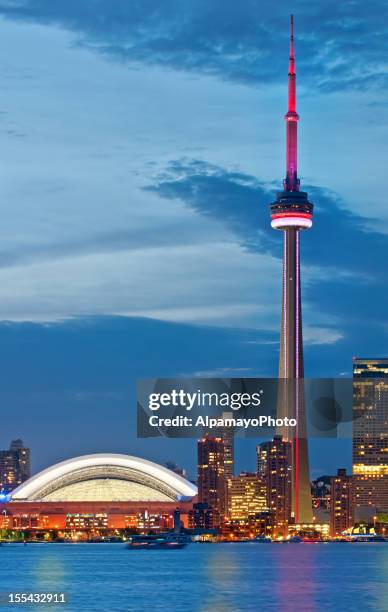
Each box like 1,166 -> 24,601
11,453 -> 197,502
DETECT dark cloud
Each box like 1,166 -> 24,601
145,159 -> 278,254
0,0 -> 387,91
146,158 -> 388,349
146,158 -> 387,276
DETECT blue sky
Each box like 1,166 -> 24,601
0,1 -> 387,478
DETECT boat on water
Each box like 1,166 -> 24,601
348,535 -> 387,543
126,533 -> 190,550
289,536 -> 302,543
254,536 -> 272,543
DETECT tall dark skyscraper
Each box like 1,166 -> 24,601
197,436 -> 226,522
269,16 -> 313,523
214,412 -> 234,479
0,439 -> 31,494
353,358 -> 388,512
257,436 -> 292,537
330,468 -> 353,537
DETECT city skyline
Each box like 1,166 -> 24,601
2,355 -> 387,537
0,3 -> 387,477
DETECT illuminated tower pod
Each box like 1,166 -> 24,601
269,15 -> 313,523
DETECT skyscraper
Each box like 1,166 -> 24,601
353,358 -> 388,512
0,439 -> 31,494
214,412 -> 234,479
257,436 -> 292,536
197,436 -> 226,522
330,468 -> 353,537
269,15 -> 313,523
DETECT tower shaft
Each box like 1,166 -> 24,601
277,227 -> 312,522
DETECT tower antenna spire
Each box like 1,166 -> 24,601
289,14 -> 295,76
284,13 -> 298,191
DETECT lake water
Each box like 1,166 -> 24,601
0,542 -> 387,611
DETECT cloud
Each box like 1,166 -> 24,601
146,158 -> 388,348
145,158 -> 386,276
303,326 -> 343,346
0,222 -> 224,271
145,158 -> 278,254
0,235 -> 284,330
187,367 -> 255,377
0,0 -> 387,92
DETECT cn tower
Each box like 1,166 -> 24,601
270,15 -> 313,522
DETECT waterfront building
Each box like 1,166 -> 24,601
269,15 -> 313,522
311,475 -> 331,523
257,436 -> 292,536
353,358 -> 388,512
221,512 -> 273,540
227,472 -> 267,520
292,521 -> 330,540
311,476 -> 331,511
203,411 -> 234,479
330,468 -> 354,537
215,412 -> 234,479
376,513 -> 388,537
0,453 -> 197,533
0,439 -> 31,493
188,502 -> 219,531
197,436 -> 226,521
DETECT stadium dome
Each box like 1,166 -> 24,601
10,454 -> 197,503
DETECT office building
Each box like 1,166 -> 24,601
215,412 -> 234,479
227,472 -> 267,520
197,436 -> 226,520
0,439 -> 31,493
353,358 -> 388,512
330,468 -> 353,536
257,436 -> 292,536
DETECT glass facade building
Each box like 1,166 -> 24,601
257,436 -> 292,536
227,472 -> 267,521
0,439 -> 31,494
197,436 -> 226,522
330,468 -> 353,537
353,358 -> 388,512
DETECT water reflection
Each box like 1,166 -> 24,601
271,544 -> 318,610
200,545 -> 240,611
0,543 -> 387,611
